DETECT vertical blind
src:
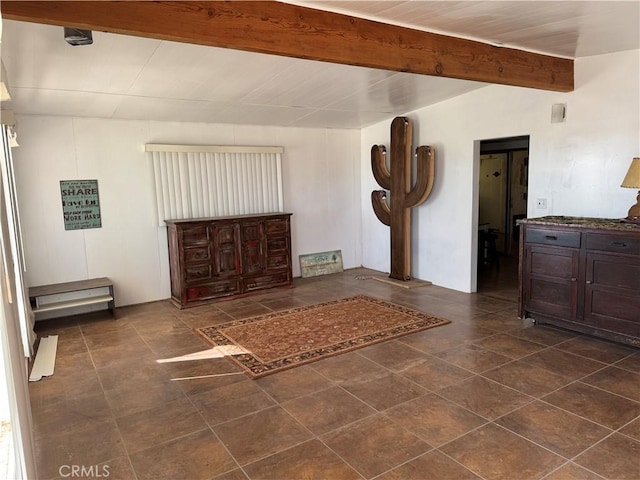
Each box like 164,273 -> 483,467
146,144 -> 284,224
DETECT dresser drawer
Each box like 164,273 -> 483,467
182,225 -> 209,244
526,228 -> 581,248
267,236 -> 289,252
585,233 -> 640,255
187,279 -> 240,301
265,219 -> 289,235
184,246 -> 210,263
185,265 -> 212,283
266,253 -> 290,269
244,271 -> 291,291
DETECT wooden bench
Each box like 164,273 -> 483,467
29,277 -> 115,319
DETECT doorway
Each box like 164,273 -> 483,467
477,135 -> 529,297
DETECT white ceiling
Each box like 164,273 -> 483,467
1,1 -> 638,129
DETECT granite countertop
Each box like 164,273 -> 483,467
518,216 -> 640,232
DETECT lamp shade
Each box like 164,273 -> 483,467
621,157 -> 640,188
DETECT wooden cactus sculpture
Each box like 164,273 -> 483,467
371,116 -> 435,281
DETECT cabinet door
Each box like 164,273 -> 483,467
213,223 -> 240,276
584,252 -> 640,338
524,244 -> 580,320
240,221 -> 265,274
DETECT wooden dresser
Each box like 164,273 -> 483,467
166,213 -> 293,308
518,216 -> 639,346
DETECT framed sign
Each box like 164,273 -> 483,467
299,250 -> 344,278
60,179 -> 102,230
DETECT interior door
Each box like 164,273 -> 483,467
479,153 -> 508,252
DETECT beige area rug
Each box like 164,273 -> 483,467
197,294 -> 450,378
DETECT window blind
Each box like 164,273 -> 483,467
146,144 -> 284,224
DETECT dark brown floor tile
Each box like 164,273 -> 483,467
386,393 -> 486,446
342,371 -> 427,411
94,456 -> 137,480
414,321 -> 496,343
398,356 -> 474,390
525,348 -> 607,380
441,423 -> 565,480
31,391 -> 113,439
145,329 -> 211,357
104,378 -> 186,418
468,295 -> 516,313
212,469 -> 249,480
191,378 -> 276,425
483,359 -> 572,397
89,338 -> 156,369
543,382 -> 640,429
96,354 -> 169,391
243,439 -> 361,480
469,312 -> 528,332
214,406 -> 312,465
82,323 -> 141,350
574,433 -> 640,480
35,421 -> 126,480
472,333 -> 546,359
395,330 -> 462,354
161,357 -> 245,395
377,450 -> 481,480
509,325 -> 578,346
434,345 -> 512,373
256,365 -> 334,402
29,370 -> 104,409
117,300 -> 174,319
438,376 -> 532,420
614,352 -> 640,373
496,400 -> 612,458
310,351 -> 387,383
256,296 -> 308,312
555,336 -> 638,364
321,414 -> 430,479
129,428 -> 236,480
620,417 -> 640,441
357,339 -> 429,371
283,386 -> 375,435
116,396 -> 208,453
54,332 -> 89,356
542,462 -> 605,480
581,365 -> 640,401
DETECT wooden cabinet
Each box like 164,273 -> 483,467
166,213 -> 292,308
519,217 -> 639,346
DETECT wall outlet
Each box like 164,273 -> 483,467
536,198 -> 547,209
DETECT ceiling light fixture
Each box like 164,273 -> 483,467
64,27 -> 93,46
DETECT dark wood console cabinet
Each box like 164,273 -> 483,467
518,217 -> 639,347
166,213 -> 293,308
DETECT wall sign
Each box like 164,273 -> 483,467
60,179 -> 102,230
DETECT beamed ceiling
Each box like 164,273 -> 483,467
0,1 -> 638,129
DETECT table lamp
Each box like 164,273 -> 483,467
621,157 -> 640,223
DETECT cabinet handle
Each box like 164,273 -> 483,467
570,277 -> 577,282
545,235 -> 557,240
611,241 -> 627,248
586,280 -> 592,284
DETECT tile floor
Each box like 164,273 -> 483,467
29,267 -> 639,480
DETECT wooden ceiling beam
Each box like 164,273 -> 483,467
1,0 -> 574,92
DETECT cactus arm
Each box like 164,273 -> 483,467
371,190 -> 391,226
405,145 -> 436,208
371,145 -> 391,190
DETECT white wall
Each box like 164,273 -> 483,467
361,49 -> 640,292
13,118 -> 361,306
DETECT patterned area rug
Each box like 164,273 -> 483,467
197,294 -> 450,378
